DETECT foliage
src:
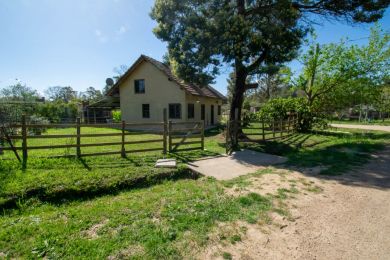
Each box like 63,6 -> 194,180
44,86 -> 77,102
36,101 -> 79,123
151,0 -> 388,142
112,110 -> 121,122
0,83 -> 39,102
293,25 -> 390,130
28,115 -> 50,135
79,87 -> 103,102
256,97 -> 301,119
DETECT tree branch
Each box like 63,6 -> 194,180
245,50 -> 267,73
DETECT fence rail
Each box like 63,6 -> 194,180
226,114 -> 298,153
0,109 -> 205,167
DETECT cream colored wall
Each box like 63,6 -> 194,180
185,94 -> 223,126
119,61 -> 186,122
119,60 -> 223,125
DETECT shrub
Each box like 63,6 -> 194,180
28,115 -> 49,135
112,110 -> 121,122
256,97 -> 302,121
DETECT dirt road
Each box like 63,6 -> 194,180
331,123 -> 390,132
202,147 -> 390,259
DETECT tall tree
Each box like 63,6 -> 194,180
0,83 -> 39,101
44,86 -> 77,102
294,25 -> 389,129
151,0 -> 389,144
80,87 -> 103,102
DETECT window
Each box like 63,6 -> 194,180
142,104 -> 150,118
187,103 -> 194,119
169,103 -> 181,119
218,105 -> 221,116
134,79 -> 145,94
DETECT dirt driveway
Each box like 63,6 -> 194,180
201,146 -> 390,259
331,123 -> 390,132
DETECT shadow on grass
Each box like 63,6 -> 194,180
242,131 -> 390,190
0,166 -> 201,213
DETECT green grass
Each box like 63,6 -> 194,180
0,179 -> 273,259
240,127 -> 390,175
1,125 -> 389,258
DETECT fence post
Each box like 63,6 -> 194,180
226,120 -> 230,154
21,114 -> 27,168
163,109 -> 167,154
262,119 -> 265,142
168,120 -> 172,153
287,116 -> 290,135
201,120 -> 205,150
272,119 -> 275,138
76,117 -> 81,158
121,120 -> 126,158
280,118 -> 283,138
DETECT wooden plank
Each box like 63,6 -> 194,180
10,133 -> 128,139
172,147 -> 202,152
26,144 -> 78,150
22,115 -> 27,167
171,121 -> 203,125
126,147 -> 163,153
121,120 -> 126,158
125,139 -> 163,144
80,151 -> 122,157
171,140 -> 202,146
170,134 -> 202,139
125,131 -> 164,135
262,120 -> 265,141
170,128 -> 201,132
124,122 -> 164,126
163,109 -> 167,154
76,117 -> 81,157
168,120 -> 172,152
200,120 -> 204,150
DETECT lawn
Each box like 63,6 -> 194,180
0,125 -> 389,258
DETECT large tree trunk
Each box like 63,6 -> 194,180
229,65 -> 247,148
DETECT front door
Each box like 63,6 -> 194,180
210,105 -> 214,125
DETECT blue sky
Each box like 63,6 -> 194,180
0,0 -> 389,96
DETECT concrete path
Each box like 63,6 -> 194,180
331,123 -> 390,132
187,150 -> 287,180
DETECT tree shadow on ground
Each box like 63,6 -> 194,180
239,131 -> 390,190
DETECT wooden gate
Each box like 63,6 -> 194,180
168,121 -> 205,152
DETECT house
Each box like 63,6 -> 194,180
106,55 -> 226,126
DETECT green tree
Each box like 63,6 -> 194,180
0,83 -> 39,101
80,87 -> 103,102
151,0 -> 388,144
44,86 -> 77,103
295,25 -> 389,129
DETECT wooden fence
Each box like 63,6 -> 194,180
0,110 -> 204,167
226,115 -> 298,153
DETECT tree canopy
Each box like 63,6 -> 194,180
151,0 -> 389,144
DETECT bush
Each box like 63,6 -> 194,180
36,101 -> 78,123
256,97 -> 302,121
28,115 -> 49,135
255,97 -> 327,132
112,110 -> 121,122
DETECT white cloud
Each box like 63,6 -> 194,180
94,29 -> 108,43
117,26 -> 127,35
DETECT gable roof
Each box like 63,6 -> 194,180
106,55 -> 227,101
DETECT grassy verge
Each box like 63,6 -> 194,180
241,128 -> 390,175
0,178 -> 273,259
